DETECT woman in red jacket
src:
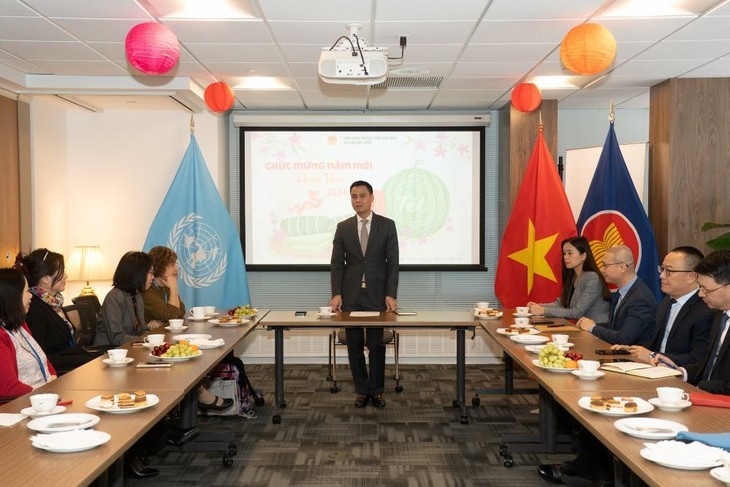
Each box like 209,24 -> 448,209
0,268 -> 56,400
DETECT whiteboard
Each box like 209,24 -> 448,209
564,142 -> 649,222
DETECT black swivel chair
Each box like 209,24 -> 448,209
62,302 -> 109,354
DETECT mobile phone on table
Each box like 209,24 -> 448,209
295,311 -> 307,316
530,318 -> 555,325
595,349 -> 631,355
599,358 -> 634,364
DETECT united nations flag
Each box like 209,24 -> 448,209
143,135 -> 251,309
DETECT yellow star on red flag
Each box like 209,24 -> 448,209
507,219 -> 559,292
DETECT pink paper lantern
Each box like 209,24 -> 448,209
125,22 -> 180,76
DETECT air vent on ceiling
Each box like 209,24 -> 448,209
371,76 -> 444,89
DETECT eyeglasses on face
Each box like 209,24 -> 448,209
698,283 -> 729,295
657,265 -> 694,276
601,261 -> 625,268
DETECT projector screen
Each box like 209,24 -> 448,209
240,127 -> 484,270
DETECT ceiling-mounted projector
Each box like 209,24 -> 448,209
319,23 -> 388,85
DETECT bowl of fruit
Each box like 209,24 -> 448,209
532,344 -> 582,372
149,340 -> 202,362
227,305 -> 258,319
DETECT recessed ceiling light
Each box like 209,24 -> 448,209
156,0 -> 257,20
232,77 -> 293,90
529,76 -> 581,90
389,67 -> 432,76
599,0 -> 701,18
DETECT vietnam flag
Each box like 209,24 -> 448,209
495,127 -> 577,308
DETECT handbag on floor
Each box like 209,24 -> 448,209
204,363 -> 255,418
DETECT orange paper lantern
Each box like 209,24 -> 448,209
511,83 -> 542,112
560,23 -> 616,75
125,22 -> 179,76
204,82 -> 235,113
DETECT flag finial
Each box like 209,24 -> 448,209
538,110 -> 543,132
190,113 -> 195,134
608,99 -> 615,124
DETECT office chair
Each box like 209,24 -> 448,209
327,328 -> 403,394
72,294 -> 102,315
63,302 -> 109,354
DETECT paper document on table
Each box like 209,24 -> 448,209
0,413 -> 26,426
349,311 -> 381,317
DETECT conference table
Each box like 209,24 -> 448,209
260,310 -> 478,424
0,314 -> 262,487
480,313 -> 723,487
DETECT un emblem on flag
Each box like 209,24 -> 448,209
168,213 -> 227,288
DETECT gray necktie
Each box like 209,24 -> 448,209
360,219 -> 369,255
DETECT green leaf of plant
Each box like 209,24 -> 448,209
702,222 -> 730,231
706,232 -> 730,250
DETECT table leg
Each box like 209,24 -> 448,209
273,327 -> 286,424
455,327 -> 468,424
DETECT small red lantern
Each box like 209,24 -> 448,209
511,83 -> 542,113
560,23 -> 616,75
204,81 -> 235,113
125,22 -> 180,76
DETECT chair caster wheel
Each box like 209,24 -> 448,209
503,457 -> 513,468
254,396 -> 265,407
395,385 -> 403,393
272,414 -> 281,424
228,443 -> 237,456
452,399 -> 459,408
472,397 -> 480,407
330,386 -> 339,393
326,376 -> 332,382
223,455 -> 233,467
459,415 -> 469,425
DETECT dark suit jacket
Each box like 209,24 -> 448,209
591,276 -> 657,345
26,295 -> 96,373
331,213 -> 399,309
646,292 -> 713,366
686,311 -> 730,394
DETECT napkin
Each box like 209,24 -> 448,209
31,429 -> 103,448
191,338 -> 225,349
644,440 -> 726,466
0,413 -> 26,427
676,431 -> 730,450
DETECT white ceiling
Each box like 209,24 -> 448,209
1,0 -> 730,112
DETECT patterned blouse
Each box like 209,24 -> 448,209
4,326 -> 52,389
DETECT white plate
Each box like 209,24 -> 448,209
149,350 -> 203,362
85,393 -> 160,414
640,441 -> 725,470
171,333 -> 212,342
164,325 -> 189,332
188,338 -> 225,350
510,334 -> 550,344
27,413 -> 100,433
208,318 -> 251,325
532,359 -> 577,373
578,396 -> 654,417
31,430 -> 111,453
21,405 -> 66,418
571,370 -> 605,380
711,466 -> 730,484
513,312 -> 533,317
102,357 -> 134,367
525,344 -> 546,354
473,311 -> 503,320
614,418 -> 688,440
188,314 -> 216,321
497,327 -> 540,336
317,312 -> 336,319
648,398 -> 692,412
547,341 -> 574,349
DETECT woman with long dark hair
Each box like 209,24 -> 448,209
0,268 -> 56,399
528,236 -> 610,322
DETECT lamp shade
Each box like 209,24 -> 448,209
204,81 -> 235,112
511,83 -> 542,112
560,23 -> 616,75
66,246 -> 107,282
125,22 -> 180,76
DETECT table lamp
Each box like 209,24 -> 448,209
67,246 -> 107,296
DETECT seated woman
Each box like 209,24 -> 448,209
94,251 -> 153,347
17,249 -> 97,374
143,246 -> 232,412
0,268 -> 57,400
528,236 -> 610,323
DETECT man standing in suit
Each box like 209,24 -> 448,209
576,245 -> 657,344
613,246 -> 714,366
330,180 -> 399,408
656,250 -> 730,395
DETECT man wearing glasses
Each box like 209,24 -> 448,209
575,245 -> 657,345
654,250 -> 730,395
611,246 -> 714,366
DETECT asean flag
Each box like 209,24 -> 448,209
577,121 -> 661,299
495,127 -> 577,308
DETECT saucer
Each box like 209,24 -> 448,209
21,405 -> 66,418
711,466 -> 730,485
102,357 -> 134,367
648,397 -> 692,412
317,312 -> 336,319
165,325 -> 189,332
513,312 -> 533,317
571,370 -> 605,380
188,315 -> 213,321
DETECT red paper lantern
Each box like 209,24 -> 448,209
125,22 -> 180,76
560,23 -> 616,75
511,83 -> 542,112
204,82 -> 235,113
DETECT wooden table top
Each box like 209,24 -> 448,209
262,310 -> 478,328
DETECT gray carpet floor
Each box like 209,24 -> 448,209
127,363 -> 574,486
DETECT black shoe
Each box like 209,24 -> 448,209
354,394 -> 369,408
125,456 -> 159,479
371,394 -> 386,408
198,396 -> 234,413
537,463 -> 568,484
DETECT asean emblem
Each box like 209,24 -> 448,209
168,213 -> 226,288
581,210 -> 642,273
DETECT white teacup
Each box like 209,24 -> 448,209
204,306 -> 216,315
476,301 -> 490,310
191,307 -> 206,319
552,334 -> 569,345
319,306 -> 333,315
656,387 -> 690,405
516,306 -> 530,315
577,360 -> 600,375
30,393 -> 59,413
144,334 -> 165,346
107,348 -> 128,362
168,319 -> 184,329
514,317 -> 531,327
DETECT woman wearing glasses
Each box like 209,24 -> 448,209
528,236 -> 610,322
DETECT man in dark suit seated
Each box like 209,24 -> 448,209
330,180 -> 399,409
612,246 -> 714,366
